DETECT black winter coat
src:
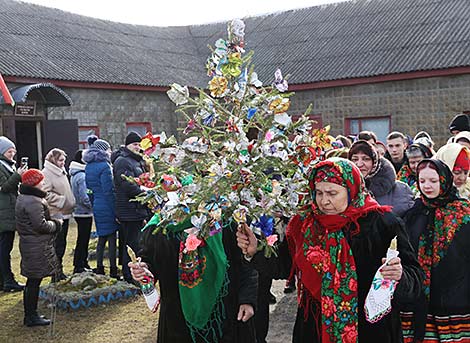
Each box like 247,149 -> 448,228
112,147 -> 148,221
404,199 -> 470,314
287,211 -> 423,343
140,226 -> 258,343
15,185 -> 61,279
0,155 -> 21,233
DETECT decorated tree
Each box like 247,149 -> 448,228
132,19 -> 333,257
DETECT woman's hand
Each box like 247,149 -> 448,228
128,261 -> 149,283
236,223 -> 257,257
237,304 -> 254,322
380,257 -> 402,281
17,165 -> 28,176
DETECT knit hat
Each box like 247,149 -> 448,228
0,136 -> 15,155
125,131 -> 141,146
93,139 -> 111,151
22,169 -> 44,186
449,113 -> 470,133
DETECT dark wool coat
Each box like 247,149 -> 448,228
384,151 -> 408,174
0,155 -> 21,233
404,199 -> 470,314
288,211 -> 423,343
111,147 -> 148,222
367,158 -> 415,217
83,148 -> 119,237
16,184 -> 61,279
140,227 -> 258,343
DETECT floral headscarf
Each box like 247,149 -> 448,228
435,143 -> 469,172
412,158 -> 470,339
288,158 -> 391,343
416,159 -> 458,208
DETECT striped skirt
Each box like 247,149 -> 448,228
401,312 -> 470,342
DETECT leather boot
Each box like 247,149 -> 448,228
93,266 -> 105,275
23,280 -> 49,326
109,266 -> 119,279
3,280 -> 24,292
24,314 -> 51,327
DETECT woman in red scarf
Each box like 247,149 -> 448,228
238,158 -> 423,342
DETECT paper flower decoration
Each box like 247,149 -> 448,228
140,132 -> 161,155
209,76 -> 228,97
273,69 -> 288,92
130,20 -> 332,258
167,83 -> 189,105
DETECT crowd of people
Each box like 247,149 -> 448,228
0,131 -> 150,327
0,113 -> 469,342
132,112 -> 470,342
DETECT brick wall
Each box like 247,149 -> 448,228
47,73 -> 470,149
289,74 -> 470,147
48,88 -> 178,148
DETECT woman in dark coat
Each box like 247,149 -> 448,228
0,136 -> 27,291
238,158 -> 423,343
348,140 -> 415,216
401,159 -> 470,342
16,169 -> 62,326
83,137 -> 119,277
129,221 -> 258,343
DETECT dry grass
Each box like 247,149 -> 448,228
0,222 -> 158,343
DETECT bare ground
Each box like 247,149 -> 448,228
0,222 -> 296,342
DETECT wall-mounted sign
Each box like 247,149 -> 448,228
15,102 -> 36,116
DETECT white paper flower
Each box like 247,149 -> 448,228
167,83 -> 189,105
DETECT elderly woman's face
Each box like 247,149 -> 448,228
315,181 -> 349,214
3,147 -> 16,162
418,167 -> 440,199
350,152 -> 373,177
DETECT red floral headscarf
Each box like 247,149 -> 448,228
287,158 -> 391,343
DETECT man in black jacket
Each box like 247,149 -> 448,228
112,131 -> 148,283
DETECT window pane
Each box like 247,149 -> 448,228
79,127 -> 97,142
350,119 -> 359,134
361,118 -> 390,142
127,126 -> 148,137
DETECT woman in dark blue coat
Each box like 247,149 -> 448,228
83,137 -> 119,278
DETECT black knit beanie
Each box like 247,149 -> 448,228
125,131 -> 141,146
449,113 -> 470,133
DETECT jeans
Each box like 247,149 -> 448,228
0,231 -> 15,284
24,278 -> 42,317
96,232 -> 117,269
73,217 -> 92,271
54,219 -> 69,270
120,221 -> 143,280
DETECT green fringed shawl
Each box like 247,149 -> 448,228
166,219 -> 229,343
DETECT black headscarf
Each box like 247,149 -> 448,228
416,159 -> 458,208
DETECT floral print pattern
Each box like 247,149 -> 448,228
418,199 -> 470,298
302,219 -> 358,342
